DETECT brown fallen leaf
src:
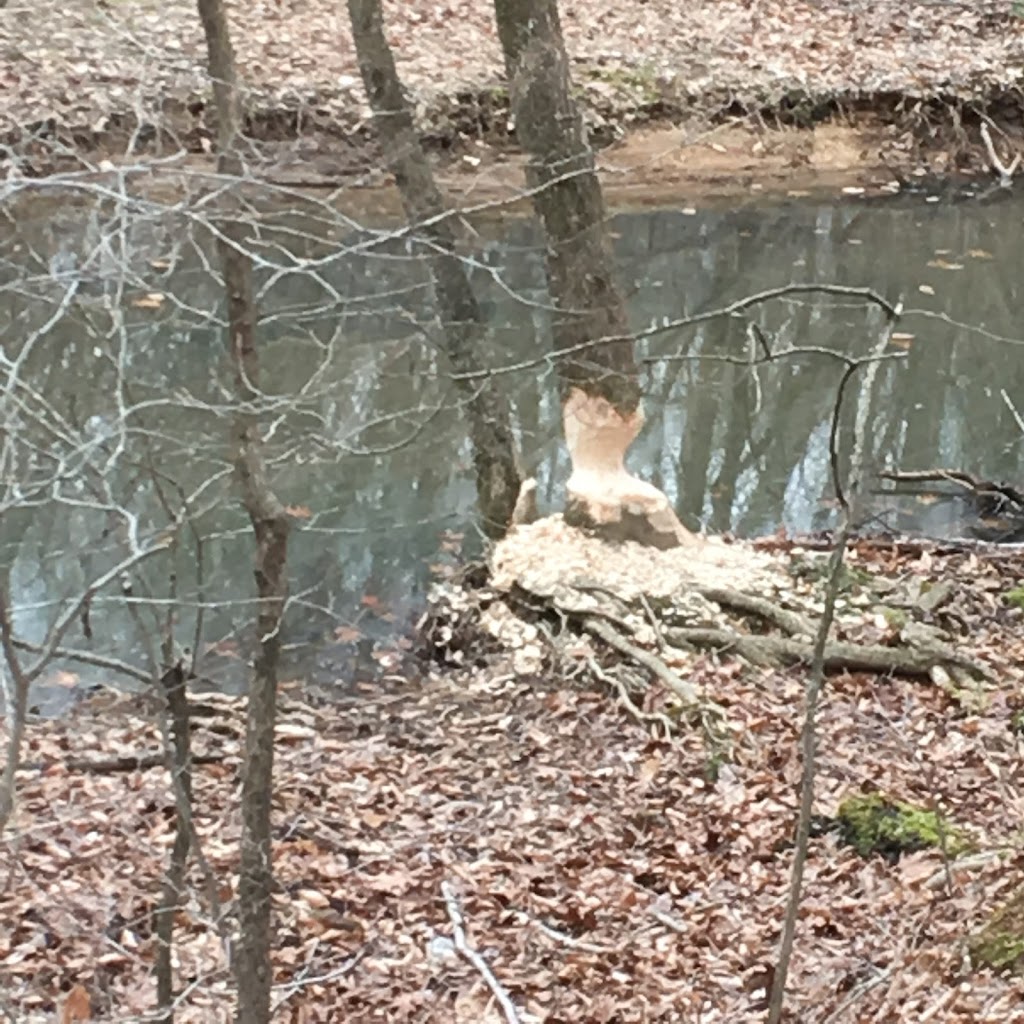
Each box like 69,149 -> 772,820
131,292 -> 166,309
61,984 -> 91,1023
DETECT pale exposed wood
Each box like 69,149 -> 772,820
562,389 -> 694,548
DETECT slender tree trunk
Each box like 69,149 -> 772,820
0,574 -> 27,833
347,0 -> 522,536
493,0 -> 692,547
154,660 -> 192,1024
194,3 -> 290,1022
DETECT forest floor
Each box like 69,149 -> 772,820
3,534 -> 1024,1022
3,0 -> 1024,194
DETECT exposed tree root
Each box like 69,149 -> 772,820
581,616 -> 699,705
422,519 -> 996,743
685,585 -> 816,638
663,626 -> 986,678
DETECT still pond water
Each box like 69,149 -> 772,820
3,183 -> 1024,707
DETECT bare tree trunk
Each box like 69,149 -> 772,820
493,0 -> 692,548
194,3 -> 290,1022
154,660 -> 192,1024
347,0 -> 522,537
0,573 -> 28,833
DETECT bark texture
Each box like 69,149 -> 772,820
155,661 -> 192,1024
348,0 -> 521,537
494,0 -> 692,547
195,2 -> 291,1022
0,576 -> 27,833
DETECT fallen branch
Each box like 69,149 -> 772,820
20,751 -> 227,775
441,881 -> 521,1024
879,467 -> 1024,510
582,616 -> 699,706
980,122 -> 1020,187
665,625 -> 986,679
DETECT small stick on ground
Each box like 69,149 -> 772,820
587,656 -> 675,739
20,752 -> 227,774
441,881 -> 522,1024
582,616 -> 699,706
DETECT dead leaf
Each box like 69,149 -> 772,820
61,985 -> 90,1023
285,505 -> 312,519
131,292 -> 166,310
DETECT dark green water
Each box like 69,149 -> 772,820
2,183 -> 1023,709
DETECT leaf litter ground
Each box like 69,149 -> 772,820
3,537 -> 1024,1022
4,1 -> 1024,157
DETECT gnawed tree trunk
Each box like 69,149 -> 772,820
493,0 -> 692,548
347,0 -> 521,538
195,2 -> 291,1022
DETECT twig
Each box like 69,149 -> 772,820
980,122 -> 1020,187
638,593 -> 666,650
1001,389 -> 1024,436
441,881 -> 522,1024
20,751 -> 226,774
820,967 -> 891,1024
649,908 -> 688,935
768,299 -> 902,1024
582,616 -> 699,706
924,850 -> 1005,891
10,640 -> 152,685
518,911 -> 615,954
586,656 -> 675,739
270,948 -> 366,1012
451,283 -> 901,385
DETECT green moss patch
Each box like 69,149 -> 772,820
1004,585 -> 1024,610
836,793 -> 969,861
970,887 -> 1024,972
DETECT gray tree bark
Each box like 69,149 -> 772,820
347,0 -> 523,537
194,2 -> 290,1022
493,0 -> 692,548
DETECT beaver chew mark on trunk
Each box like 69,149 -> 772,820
562,388 -> 695,550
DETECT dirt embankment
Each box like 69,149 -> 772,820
4,0 -> 1024,197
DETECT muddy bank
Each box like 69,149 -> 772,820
8,102 -> 1024,211
4,0 -> 1024,194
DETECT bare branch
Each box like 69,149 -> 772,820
441,881 -> 522,1024
980,122 -> 1020,186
